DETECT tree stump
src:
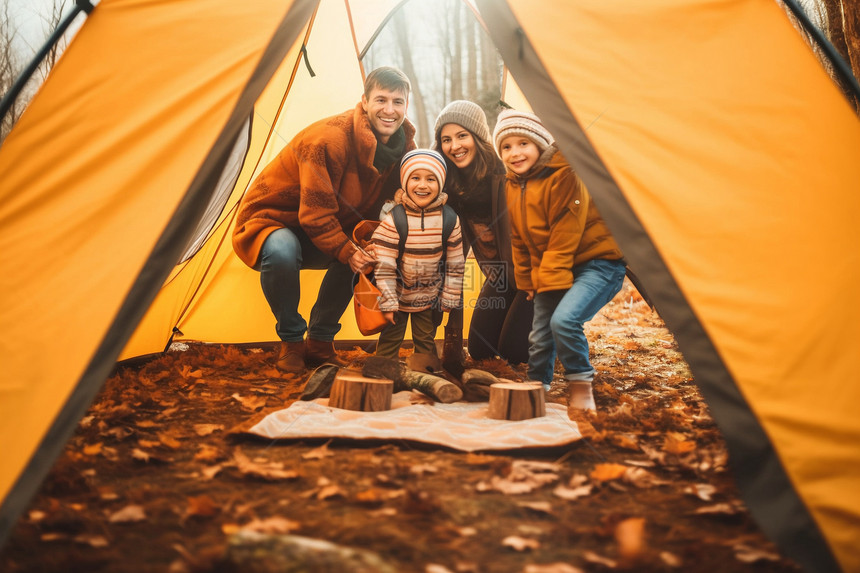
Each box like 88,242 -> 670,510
328,370 -> 393,412
487,382 -> 546,421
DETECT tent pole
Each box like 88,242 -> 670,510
0,1 -> 95,129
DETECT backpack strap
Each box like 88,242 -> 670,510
391,204 -> 409,263
439,204 -> 456,266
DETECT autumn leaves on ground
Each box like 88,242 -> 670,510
0,282 -> 801,573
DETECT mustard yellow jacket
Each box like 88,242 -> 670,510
505,147 -> 623,293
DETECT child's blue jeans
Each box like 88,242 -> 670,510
527,258 -> 627,385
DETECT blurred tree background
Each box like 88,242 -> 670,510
0,0 -> 70,143
361,0 -> 505,147
2,0 -> 859,147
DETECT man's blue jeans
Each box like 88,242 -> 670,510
256,227 -> 354,343
527,258 -> 627,385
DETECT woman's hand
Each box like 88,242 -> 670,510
525,290 -> 535,301
383,311 -> 396,324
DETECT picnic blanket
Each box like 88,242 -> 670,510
241,391 -> 581,452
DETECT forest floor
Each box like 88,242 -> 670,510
0,281 -> 802,573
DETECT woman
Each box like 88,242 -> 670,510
433,100 -> 533,375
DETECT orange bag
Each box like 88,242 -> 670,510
351,220 -> 388,336
353,271 -> 388,336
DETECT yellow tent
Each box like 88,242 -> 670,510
1,1 -> 858,571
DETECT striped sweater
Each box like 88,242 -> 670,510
371,191 -> 465,313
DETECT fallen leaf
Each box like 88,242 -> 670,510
615,517 -> 646,562
517,501 -> 553,514
28,510 -> 46,522
553,483 -> 593,501
409,464 -> 438,475
230,393 -> 268,411
663,433 -> 696,455
354,488 -> 387,505
502,535 -> 540,551
623,459 -> 656,468
233,449 -> 298,481
157,432 -> 183,449
622,467 -> 667,488
317,484 -> 345,500
186,495 -> 219,518
105,426 -> 134,440
685,483 -> 717,501
693,502 -> 744,516
583,551 -> 617,568
733,543 -> 781,563
200,464 -> 223,480
109,504 -> 147,523
302,441 -> 334,460
609,433 -> 640,451
240,516 -> 300,534
524,563 -> 584,573
73,534 -> 109,548
193,444 -> 223,463
660,551 -> 683,567
83,442 -> 103,456
590,463 -> 628,482
193,424 -> 224,436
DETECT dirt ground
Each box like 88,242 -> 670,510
0,281 -> 802,573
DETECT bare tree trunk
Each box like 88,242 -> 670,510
449,6 -> 462,101
393,10 -> 429,146
465,10 -> 478,99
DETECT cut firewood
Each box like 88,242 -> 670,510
328,370 -> 393,412
362,356 -> 463,403
461,369 -> 501,387
487,382 -> 545,421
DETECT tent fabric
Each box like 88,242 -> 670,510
0,0 -> 318,546
1,1 -> 858,570
476,1 -> 859,571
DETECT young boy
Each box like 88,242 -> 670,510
492,109 -> 626,408
370,149 -> 465,360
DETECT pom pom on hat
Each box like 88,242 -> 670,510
400,149 -> 447,190
492,109 -> 554,157
433,100 -> 491,144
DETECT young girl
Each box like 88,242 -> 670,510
433,100 -> 533,374
492,109 -> 626,407
371,149 -> 465,360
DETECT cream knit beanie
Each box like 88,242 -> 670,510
492,109 -> 554,157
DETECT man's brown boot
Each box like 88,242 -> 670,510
276,341 -> 306,374
305,338 -> 347,367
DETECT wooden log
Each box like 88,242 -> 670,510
487,382 -> 546,421
362,356 -> 463,403
328,370 -> 393,412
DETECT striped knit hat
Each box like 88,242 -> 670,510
400,149 -> 447,190
492,109 -> 554,157
433,100 -> 491,144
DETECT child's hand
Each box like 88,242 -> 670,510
383,311 -> 396,324
525,290 -> 535,301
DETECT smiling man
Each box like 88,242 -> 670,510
233,67 -> 416,373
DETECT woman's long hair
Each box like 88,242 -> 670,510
434,127 -> 502,196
